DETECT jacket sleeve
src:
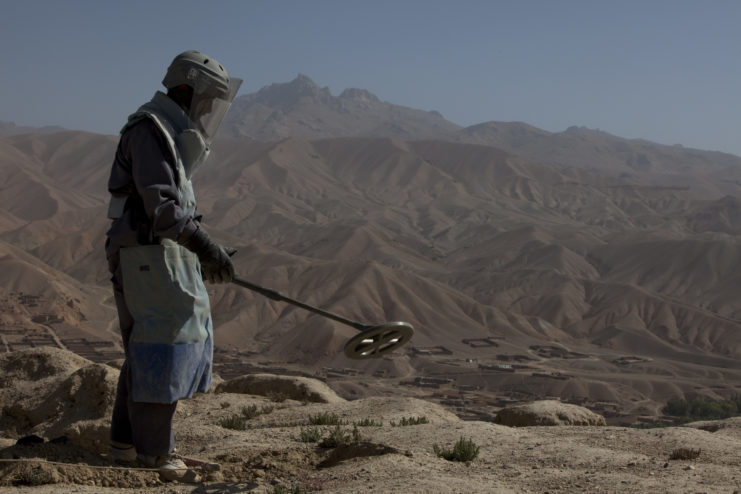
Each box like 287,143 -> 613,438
121,119 -> 199,243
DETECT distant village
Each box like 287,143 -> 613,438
1,290 -> 653,426
0,292 -> 123,362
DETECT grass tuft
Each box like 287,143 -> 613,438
391,416 -> 429,426
669,448 -> 701,460
299,427 -> 322,443
433,436 -> 480,462
318,425 -> 363,448
308,412 -> 344,426
267,391 -> 289,403
353,417 -> 383,427
218,414 -> 247,431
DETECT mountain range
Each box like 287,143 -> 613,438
2,75 -> 741,424
223,75 -> 741,196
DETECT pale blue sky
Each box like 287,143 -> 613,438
2,0 -> 740,155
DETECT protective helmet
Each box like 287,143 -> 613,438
162,50 -> 242,142
163,50 -> 231,98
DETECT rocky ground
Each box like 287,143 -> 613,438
1,348 -> 741,493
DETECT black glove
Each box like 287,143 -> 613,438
182,227 -> 235,284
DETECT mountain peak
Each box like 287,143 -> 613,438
224,75 -> 461,140
289,73 -> 320,89
339,88 -> 380,103
245,74 -> 332,109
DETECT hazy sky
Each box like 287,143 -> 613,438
2,0 -> 740,155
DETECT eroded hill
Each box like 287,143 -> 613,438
1,130 -> 741,424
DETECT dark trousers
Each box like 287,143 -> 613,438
108,250 -> 177,457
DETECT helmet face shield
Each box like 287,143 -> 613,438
162,51 -> 242,143
188,77 -> 242,143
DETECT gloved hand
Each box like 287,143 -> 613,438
181,227 -> 235,284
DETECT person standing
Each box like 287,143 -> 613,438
104,50 -> 241,480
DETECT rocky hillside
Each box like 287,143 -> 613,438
2,348 -> 741,493
2,128 -> 741,424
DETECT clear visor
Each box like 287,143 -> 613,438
187,77 -> 242,143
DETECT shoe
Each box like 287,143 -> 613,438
108,441 -> 137,463
138,453 -> 197,482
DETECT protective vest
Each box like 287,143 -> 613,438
115,94 -> 213,404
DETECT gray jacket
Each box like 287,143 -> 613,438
105,116 -> 199,256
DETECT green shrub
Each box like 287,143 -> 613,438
308,412 -> 344,426
354,418 -> 382,427
669,448 -> 701,460
218,414 -> 247,431
319,425 -> 363,448
662,397 -> 740,421
236,404 -> 275,420
391,416 -> 429,426
299,427 -> 321,443
433,437 -> 480,462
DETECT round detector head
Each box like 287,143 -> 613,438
343,321 -> 414,359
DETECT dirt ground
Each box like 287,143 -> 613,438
3,392 -> 741,493
2,348 -> 741,493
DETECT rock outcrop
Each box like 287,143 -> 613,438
494,400 -> 606,427
215,373 -> 345,404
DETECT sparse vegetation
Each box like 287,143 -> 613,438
218,414 -> 247,431
299,427 -> 322,443
354,417 -> 382,427
308,412 -> 344,426
218,403 -> 275,430
433,437 -> 480,462
240,404 -> 275,419
662,396 -> 741,423
669,447 -> 701,460
319,425 -> 363,448
267,391 -> 289,403
240,404 -> 260,419
391,416 -> 429,426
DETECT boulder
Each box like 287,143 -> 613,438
494,400 -> 606,427
0,348 -> 118,453
0,347 -> 90,388
215,373 -> 344,404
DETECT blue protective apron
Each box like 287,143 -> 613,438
115,101 -> 213,404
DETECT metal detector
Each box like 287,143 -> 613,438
232,277 -> 414,359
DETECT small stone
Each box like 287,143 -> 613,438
684,465 -> 695,471
663,462 -> 669,468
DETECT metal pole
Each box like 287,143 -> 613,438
232,277 -> 369,331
